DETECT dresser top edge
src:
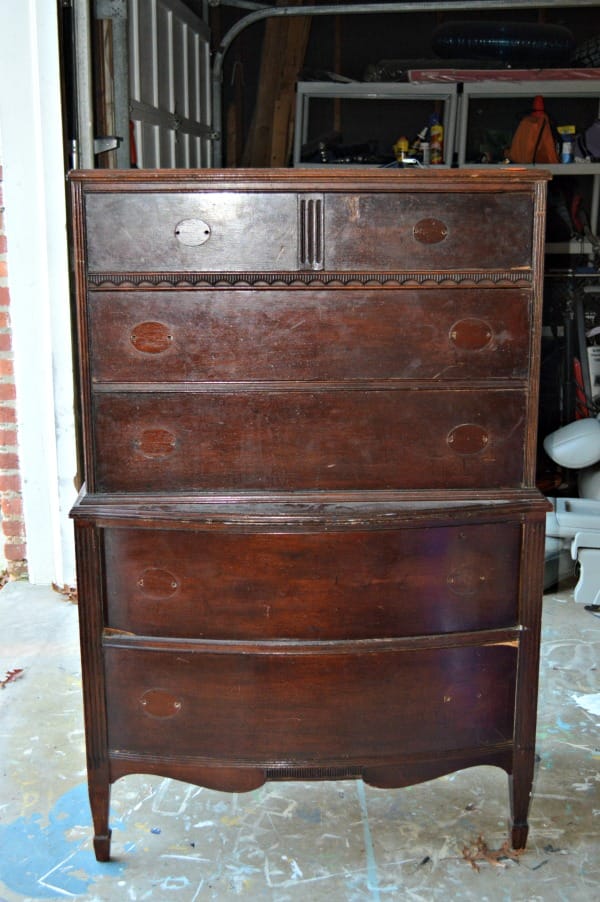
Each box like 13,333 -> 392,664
67,167 -> 552,192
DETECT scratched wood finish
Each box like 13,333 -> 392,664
69,168 -> 550,861
92,388 -> 528,492
88,288 -> 531,383
323,192 -> 533,271
84,188 -> 533,272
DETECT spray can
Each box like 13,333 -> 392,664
429,114 -> 444,165
560,136 -> 574,163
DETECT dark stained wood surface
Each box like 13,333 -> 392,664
103,521 -> 521,639
88,288 -> 531,383
84,189 -> 534,273
69,168 -> 550,859
92,388 -> 528,492
104,642 -> 518,762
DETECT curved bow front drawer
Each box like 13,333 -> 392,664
104,642 -> 518,763
104,521 -> 521,640
84,190 -> 534,273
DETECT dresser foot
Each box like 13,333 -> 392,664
89,776 -> 112,861
509,762 -> 533,850
93,830 -> 112,862
510,822 -> 529,851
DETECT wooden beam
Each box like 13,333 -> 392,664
242,1 -> 311,167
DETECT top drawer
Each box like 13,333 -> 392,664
86,192 -> 298,273
84,190 -> 534,273
324,192 -> 533,272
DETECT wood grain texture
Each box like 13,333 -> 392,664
88,288 -> 531,383
84,189 -> 533,273
69,168 -> 549,859
91,388 -> 528,492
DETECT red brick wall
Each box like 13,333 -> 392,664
0,166 -> 28,579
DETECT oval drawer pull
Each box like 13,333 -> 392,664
175,218 -> 211,246
413,218 -> 448,244
130,321 -> 173,354
139,689 -> 183,719
449,318 -> 493,351
137,567 -> 179,599
447,423 -> 489,455
447,566 -> 487,596
133,428 -> 177,458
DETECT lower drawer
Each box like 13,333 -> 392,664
104,642 -> 517,764
104,522 -> 521,639
92,389 -> 527,491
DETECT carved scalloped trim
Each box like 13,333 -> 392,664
89,271 -> 532,289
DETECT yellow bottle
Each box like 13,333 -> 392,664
429,115 -> 444,165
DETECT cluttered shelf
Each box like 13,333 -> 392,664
294,74 -> 600,168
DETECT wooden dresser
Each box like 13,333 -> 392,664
69,169 -> 550,862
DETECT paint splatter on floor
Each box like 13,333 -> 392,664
0,783 -> 125,898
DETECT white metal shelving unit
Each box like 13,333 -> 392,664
293,81 -> 458,168
455,79 -> 600,257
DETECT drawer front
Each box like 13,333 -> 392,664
92,389 -> 527,492
85,192 -> 299,272
105,643 -> 517,763
89,289 -> 531,384
324,193 -> 533,271
104,523 -> 521,640
84,191 -> 533,273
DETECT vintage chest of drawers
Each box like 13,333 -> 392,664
69,168 -> 550,861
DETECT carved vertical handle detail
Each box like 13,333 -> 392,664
299,195 -> 324,270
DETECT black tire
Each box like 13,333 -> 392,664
572,34 -> 600,68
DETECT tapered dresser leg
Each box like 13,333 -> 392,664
89,775 -> 112,861
509,755 -> 533,850
75,521 -> 113,861
510,518 -> 545,850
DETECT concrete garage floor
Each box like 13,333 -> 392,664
0,579 -> 598,901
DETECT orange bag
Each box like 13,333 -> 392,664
509,96 -> 559,164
